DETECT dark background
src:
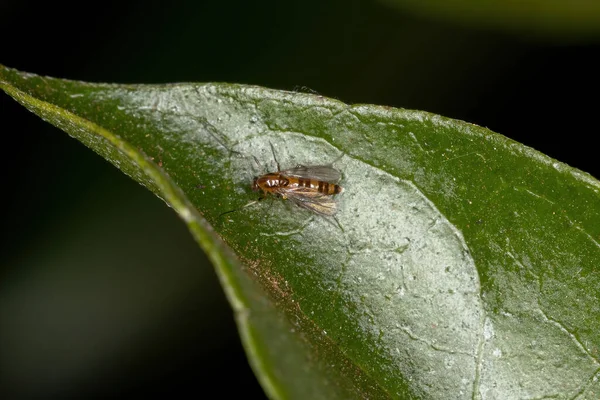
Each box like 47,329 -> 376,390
1,1 -> 599,398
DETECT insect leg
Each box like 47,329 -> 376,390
269,142 -> 281,172
218,200 -> 260,218
260,195 -> 276,224
251,155 -> 263,174
332,215 -> 345,232
330,152 -> 345,166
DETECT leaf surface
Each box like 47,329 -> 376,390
2,64 -> 599,399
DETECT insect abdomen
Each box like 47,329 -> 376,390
320,180 -> 344,195
293,178 -> 343,194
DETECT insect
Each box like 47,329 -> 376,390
221,144 -> 344,217
252,162 -> 344,216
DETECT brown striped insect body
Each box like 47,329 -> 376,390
251,163 -> 344,216
253,171 -> 343,197
219,144 -> 344,218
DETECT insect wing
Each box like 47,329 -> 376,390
280,165 -> 341,183
277,186 -> 338,216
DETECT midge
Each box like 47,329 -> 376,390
223,144 -> 344,217
252,163 -> 344,216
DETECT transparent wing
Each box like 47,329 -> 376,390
275,187 -> 338,216
280,165 -> 341,183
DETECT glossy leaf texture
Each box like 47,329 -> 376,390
2,64 -> 599,399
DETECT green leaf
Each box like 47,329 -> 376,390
380,0 -> 600,40
2,64 -> 599,399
